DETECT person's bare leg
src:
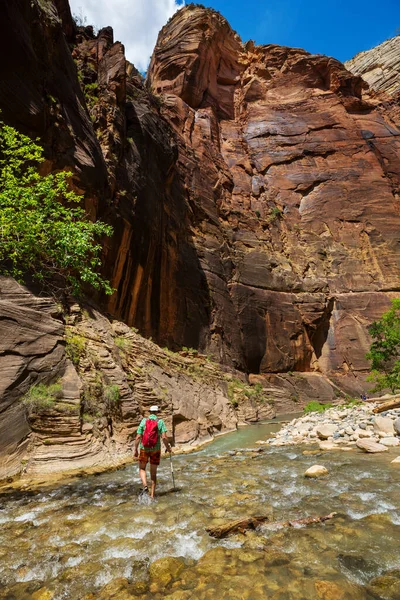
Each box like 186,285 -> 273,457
139,462 -> 148,490
150,464 -> 157,498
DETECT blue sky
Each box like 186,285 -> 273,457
70,0 -> 400,70
205,0 -> 400,62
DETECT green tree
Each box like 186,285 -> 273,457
0,120 -> 113,296
366,298 -> 400,394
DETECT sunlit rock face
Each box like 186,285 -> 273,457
345,35 -> 400,146
345,35 -> 400,96
146,6 -> 400,389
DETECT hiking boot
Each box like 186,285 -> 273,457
140,486 -> 149,495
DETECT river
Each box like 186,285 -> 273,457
0,419 -> 399,599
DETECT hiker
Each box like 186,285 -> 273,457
134,405 -> 171,498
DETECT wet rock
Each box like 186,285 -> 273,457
391,456 -> 400,464
196,547 -> 230,575
263,549 -> 291,566
368,575 -> 400,600
394,418 -> 400,435
149,557 -> 186,592
97,578 -> 129,598
356,439 -> 388,453
304,465 -> 329,478
31,589 -> 54,600
314,580 -> 347,600
338,553 -> 379,581
164,592 -> 193,600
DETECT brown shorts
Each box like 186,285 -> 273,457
139,449 -> 161,466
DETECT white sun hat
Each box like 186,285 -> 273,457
149,405 -> 160,412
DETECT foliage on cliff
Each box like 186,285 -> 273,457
367,298 -> 400,394
0,121 -> 113,296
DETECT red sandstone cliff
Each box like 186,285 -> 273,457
144,6 -> 400,391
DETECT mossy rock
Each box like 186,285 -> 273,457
315,580 -> 359,600
31,589 -> 54,600
368,574 -> 400,598
196,547 -> 230,575
97,578 -> 129,598
149,556 -> 186,591
263,548 -> 291,567
229,548 -> 265,564
164,592 -> 194,600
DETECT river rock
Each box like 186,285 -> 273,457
356,439 -> 388,453
357,430 -> 373,438
316,424 -> 338,440
319,441 -> 338,450
380,437 -> 400,447
314,580 -> 347,600
149,557 -> 186,592
394,418 -> 400,436
374,417 -> 395,435
391,456 -> 400,464
31,589 -> 54,600
304,465 -> 329,478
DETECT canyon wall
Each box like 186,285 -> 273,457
145,7 -> 400,391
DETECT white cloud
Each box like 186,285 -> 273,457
69,0 -> 184,72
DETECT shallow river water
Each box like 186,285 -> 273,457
0,420 -> 400,599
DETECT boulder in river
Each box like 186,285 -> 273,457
304,465 -> 329,478
373,417 -> 395,435
394,418 -> 400,436
316,424 -> 338,440
149,557 -> 186,592
356,439 -> 388,453
380,437 -> 400,447
391,456 -> 400,464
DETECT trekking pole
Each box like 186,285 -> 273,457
169,452 -> 176,490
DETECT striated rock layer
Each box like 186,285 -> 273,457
345,35 -> 400,95
2,277 -> 301,482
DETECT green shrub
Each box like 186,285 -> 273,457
114,336 -> 132,351
104,384 -> 120,405
66,333 -> 86,365
343,397 -> 361,408
22,382 -> 63,413
0,120 -> 113,296
269,206 -> 283,222
82,413 -> 94,423
303,401 -> 332,414
366,298 -> 400,394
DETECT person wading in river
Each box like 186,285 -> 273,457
134,405 -> 171,499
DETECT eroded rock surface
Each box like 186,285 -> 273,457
345,35 -> 400,95
145,6 -> 400,393
0,278 -> 287,482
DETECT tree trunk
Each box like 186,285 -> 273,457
206,512 -> 337,538
373,398 -> 400,413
